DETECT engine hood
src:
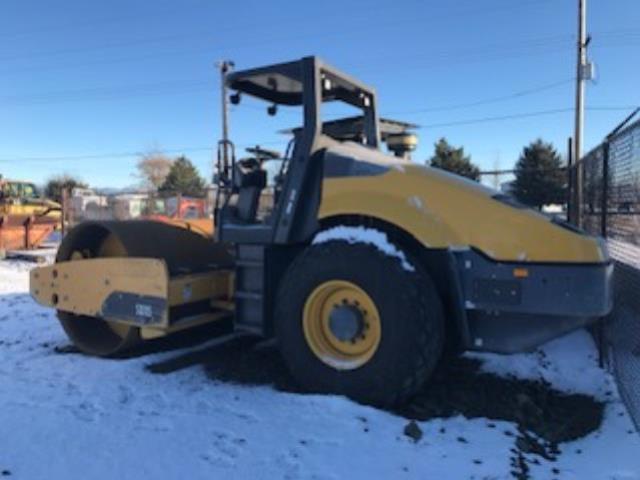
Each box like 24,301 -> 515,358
319,141 -> 607,264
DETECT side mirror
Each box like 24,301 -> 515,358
267,104 -> 278,116
230,92 -> 241,105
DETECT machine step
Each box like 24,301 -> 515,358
234,244 -> 267,335
235,290 -> 263,301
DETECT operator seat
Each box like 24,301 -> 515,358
233,158 -> 267,223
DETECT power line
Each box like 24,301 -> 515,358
0,0 -> 555,63
588,106 -> 640,111
385,78 -> 574,115
2,106 -> 636,164
0,41 -> 570,80
5,25 -> 634,79
417,106 -> 637,129
0,33 -> 590,107
0,39 -> 567,78
0,141 -> 288,164
0,31 -> 573,76
0,40 -> 573,106
0,32 -> 196,63
0,1 -> 209,40
0,75 -> 573,113
0,147 -> 214,163
4,31 -> 623,80
419,108 -> 574,128
2,22 -> 635,78
0,79 -> 216,106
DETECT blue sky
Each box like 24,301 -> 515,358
0,0 -> 638,189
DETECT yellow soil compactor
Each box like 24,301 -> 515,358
30,57 -> 612,406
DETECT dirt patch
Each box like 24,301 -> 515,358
146,335 -> 604,448
398,357 -> 604,444
121,319 -> 234,358
147,335 -> 304,393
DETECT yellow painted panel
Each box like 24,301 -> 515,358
30,258 -> 168,321
319,164 -> 605,263
167,270 -> 233,306
30,259 -> 233,329
0,199 -> 61,219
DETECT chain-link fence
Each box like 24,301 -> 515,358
579,116 -> 640,430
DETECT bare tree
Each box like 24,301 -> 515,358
135,150 -> 174,190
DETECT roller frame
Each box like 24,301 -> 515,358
31,257 -> 234,334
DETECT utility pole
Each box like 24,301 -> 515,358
492,150 -> 501,190
574,0 -> 588,227
567,137 -> 574,223
217,60 -> 234,180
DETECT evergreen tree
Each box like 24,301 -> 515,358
513,139 -> 566,209
44,175 -> 88,203
428,138 -> 480,181
159,156 -> 206,197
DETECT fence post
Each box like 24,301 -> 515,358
0,215 -> 6,258
61,187 -> 68,238
597,140 -> 611,370
601,141 -> 610,238
24,216 -> 33,249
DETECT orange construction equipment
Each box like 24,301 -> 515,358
0,214 -> 59,251
0,177 -> 61,253
143,195 -> 212,235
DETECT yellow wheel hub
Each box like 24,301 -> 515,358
303,280 -> 381,370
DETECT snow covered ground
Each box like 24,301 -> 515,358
0,259 -> 639,480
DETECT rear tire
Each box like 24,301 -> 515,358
275,238 -> 444,406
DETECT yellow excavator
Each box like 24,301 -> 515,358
0,178 -> 60,218
0,177 -> 61,252
30,57 -> 612,406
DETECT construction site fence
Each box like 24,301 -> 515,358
578,117 -> 640,431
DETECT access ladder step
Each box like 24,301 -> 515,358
234,245 -> 266,335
